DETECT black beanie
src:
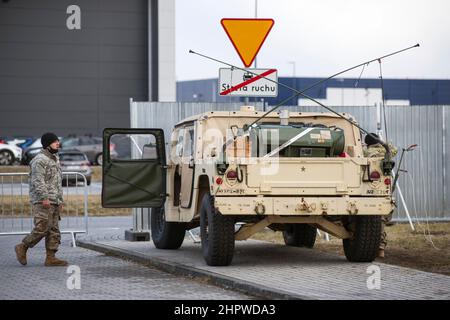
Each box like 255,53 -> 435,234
41,132 -> 59,149
364,133 -> 380,146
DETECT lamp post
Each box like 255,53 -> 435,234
288,61 -> 296,105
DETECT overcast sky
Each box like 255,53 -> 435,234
175,0 -> 450,81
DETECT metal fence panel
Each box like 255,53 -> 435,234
130,101 -> 449,221
0,172 -> 89,246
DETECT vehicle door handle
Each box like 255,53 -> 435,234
188,158 -> 194,169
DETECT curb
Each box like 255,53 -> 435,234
77,240 -> 313,300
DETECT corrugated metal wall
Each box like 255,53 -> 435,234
131,102 -> 450,221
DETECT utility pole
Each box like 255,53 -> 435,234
288,61 -> 296,105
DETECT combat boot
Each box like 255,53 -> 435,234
45,250 -> 68,267
15,243 -> 28,265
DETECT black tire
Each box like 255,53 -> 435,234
151,207 -> 185,249
282,224 -> 317,248
343,215 -> 382,262
95,153 -> 102,166
86,177 -> 91,186
0,150 -> 14,166
200,194 -> 235,266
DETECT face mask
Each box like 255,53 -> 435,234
47,146 -> 59,154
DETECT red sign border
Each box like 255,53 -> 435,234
220,18 -> 275,68
220,68 -> 277,96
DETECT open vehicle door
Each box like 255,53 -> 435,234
102,128 -> 166,208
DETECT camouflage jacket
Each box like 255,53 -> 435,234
29,149 -> 63,205
363,143 -> 398,158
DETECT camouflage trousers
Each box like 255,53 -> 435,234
380,212 -> 393,250
22,204 -> 61,252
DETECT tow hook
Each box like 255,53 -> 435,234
347,201 -> 359,215
298,198 -> 315,213
254,202 -> 266,215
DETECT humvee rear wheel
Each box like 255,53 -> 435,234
343,215 -> 382,262
282,224 -> 317,248
151,207 -> 186,249
200,194 -> 235,266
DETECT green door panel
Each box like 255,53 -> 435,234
102,128 -> 166,208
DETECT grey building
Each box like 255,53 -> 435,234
0,0 -> 175,137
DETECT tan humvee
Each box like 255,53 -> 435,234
102,106 -> 394,266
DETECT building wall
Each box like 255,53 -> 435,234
0,0 -> 149,136
157,0 -> 175,102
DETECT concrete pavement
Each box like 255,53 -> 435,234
78,237 -> 450,300
0,217 -> 253,300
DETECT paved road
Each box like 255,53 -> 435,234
0,217 -> 252,300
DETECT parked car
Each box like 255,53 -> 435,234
21,147 -> 41,165
60,151 -> 92,186
0,143 -> 22,165
21,138 -> 44,165
60,136 -> 116,165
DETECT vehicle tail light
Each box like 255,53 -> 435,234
384,178 -> 392,185
369,171 -> 381,180
215,177 -> 223,185
338,152 -> 348,158
226,170 -> 238,180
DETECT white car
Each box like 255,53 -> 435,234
0,143 -> 22,165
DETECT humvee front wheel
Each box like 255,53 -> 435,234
343,215 -> 382,262
200,194 -> 235,266
282,224 -> 317,248
151,207 -> 186,249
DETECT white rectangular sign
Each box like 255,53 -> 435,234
218,68 -> 278,97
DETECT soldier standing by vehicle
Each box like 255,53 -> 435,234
14,132 -> 68,267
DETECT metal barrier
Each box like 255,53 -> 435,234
0,172 -> 89,247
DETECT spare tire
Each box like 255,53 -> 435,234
282,224 -> 317,248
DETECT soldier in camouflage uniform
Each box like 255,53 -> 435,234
363,133 -> 397,259
15,132 -> 68,267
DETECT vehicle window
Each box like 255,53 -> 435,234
176,129 -> 185,158
62,138 -> 79,148
79,137 -> 94,145
110,133 -> 157,160
93,137 -> 103,144
60,154 -> 86,161
183,127 -> 195,157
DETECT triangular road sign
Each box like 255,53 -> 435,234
221,18 -> 274,67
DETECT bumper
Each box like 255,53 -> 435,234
62,171 -> 92,180
214,196 -> 394,216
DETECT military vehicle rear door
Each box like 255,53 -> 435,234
102,128 -> 166,208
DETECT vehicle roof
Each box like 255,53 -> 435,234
174,110 -> 357,128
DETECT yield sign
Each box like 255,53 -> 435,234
221,18 -> 274,67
